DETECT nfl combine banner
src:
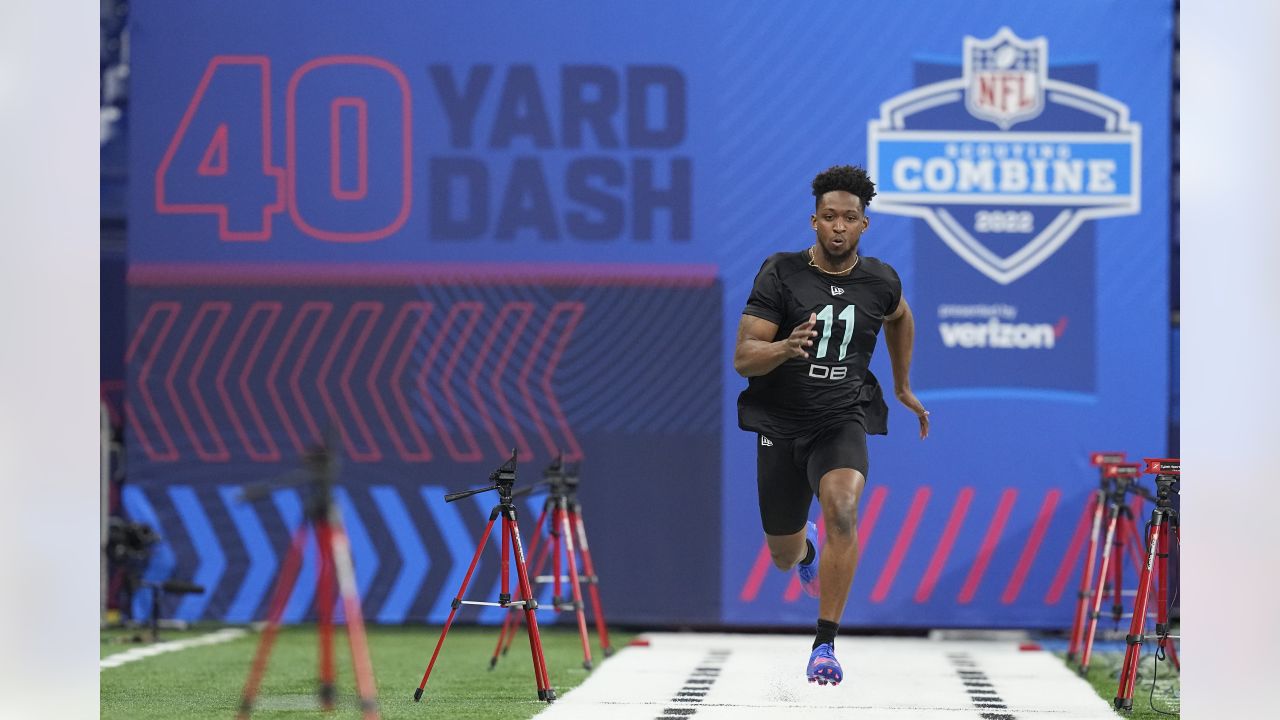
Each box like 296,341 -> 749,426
867,27 -> 1140,395
123,0 -> 1171,629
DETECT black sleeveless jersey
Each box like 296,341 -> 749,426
737,250 -> 902,439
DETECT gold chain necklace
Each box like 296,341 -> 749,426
809,246 -> 859,276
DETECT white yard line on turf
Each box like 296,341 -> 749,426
100,628 -> 247,670
535,632 -> 1118,719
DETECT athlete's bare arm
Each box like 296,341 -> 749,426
733,313 -> 818,377
883,297 -> 931,439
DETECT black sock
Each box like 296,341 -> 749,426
813,619 -> 839,649
800,539 -> 816,566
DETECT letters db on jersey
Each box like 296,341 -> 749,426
867,28 -> 1140,396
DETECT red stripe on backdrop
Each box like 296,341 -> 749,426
871,487 -> 931,603
738,542 -> 774,603
914,487 -> 974,603
128,262 -> 720,287
1001,489 -> 1062,604
857,486 -> 889,548
1044,493 -> 1097,604
958,489 -> 1018,604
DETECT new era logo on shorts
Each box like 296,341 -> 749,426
760,435 -> 773,447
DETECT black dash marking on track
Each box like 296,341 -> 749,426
656,649 -> 731,719
947,652 -> 1015,719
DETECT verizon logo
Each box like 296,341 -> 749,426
939,317 -> 1067,349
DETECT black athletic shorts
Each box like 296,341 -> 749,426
756,421 -> 869,536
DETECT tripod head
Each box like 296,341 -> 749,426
563,461 -> 581,495
508,454 -> 568,501
239,427 -> 341,520
1091,452 -> 1126,466
1143,457 -> 1180,509
544,453 -> 570,497
1104,462 -> 1155,503
1090,451 -> 1126,490
445,449 -> 520,504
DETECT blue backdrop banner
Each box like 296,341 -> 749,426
126,0 -> 1171,628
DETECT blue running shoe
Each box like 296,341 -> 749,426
806,643 -> 843,686
796,521 -> 820,598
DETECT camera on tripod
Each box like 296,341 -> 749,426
1103,462 -> 1153,502
107,518 -> 159,565
445,450 -> 519,504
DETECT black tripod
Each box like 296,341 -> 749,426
139,579 -> 204,642
414,450 -> 556,704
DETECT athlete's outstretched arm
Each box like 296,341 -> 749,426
883,297 -> 931,439
733,313 -> 817,377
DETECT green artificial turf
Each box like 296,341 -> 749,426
1059,648 -> 1180,719
102,624 -> 633,720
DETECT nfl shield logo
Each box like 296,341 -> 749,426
964,27 -> 1047,129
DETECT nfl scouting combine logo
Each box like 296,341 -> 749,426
868,27 -> 1141,285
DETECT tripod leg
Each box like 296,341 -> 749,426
492,503 -> 549,669
149,585 -> 161,643
501,513 -> 554,661
1115,510 -> 1162,711
572,505 -> 613,657
1068,490 -> 1103,662
508,512 -> 555,701
314,519 -> 337,710
1125,503 -> 1147,577
239,525 -> 308,719
491,608 -> 514,671
329,521 -> 381,720
1111,513 -> 1126,627
415,513 -> 499,701
551,507 -> 564,611
1079,506 -> 1119,675
1155,515 -> 1180,672
558,501 -> 594,671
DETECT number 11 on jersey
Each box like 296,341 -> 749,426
814,304 -> 856,361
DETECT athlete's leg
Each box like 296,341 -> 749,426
803,422 -> 869,658
815,468 -> 867,622
756,434 -> 813,570
766,527 -> 808,570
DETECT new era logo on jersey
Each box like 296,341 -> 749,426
760,435 -> 773,447
830,286 -> 845,296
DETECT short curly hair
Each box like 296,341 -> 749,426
811,165 -> 876,211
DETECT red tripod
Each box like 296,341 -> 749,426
237,441 -> 380,720
1078,461 -> 1155,676
414,452 -> 556,704
1114,458 -> 1181,712
1067,451 -> 1126,663
491,459 -> 612,671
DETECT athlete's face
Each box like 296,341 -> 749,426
810,191 -> 869,263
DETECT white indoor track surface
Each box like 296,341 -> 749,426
534,633 -> 1116,720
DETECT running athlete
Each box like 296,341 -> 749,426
733,164 -> 930,685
